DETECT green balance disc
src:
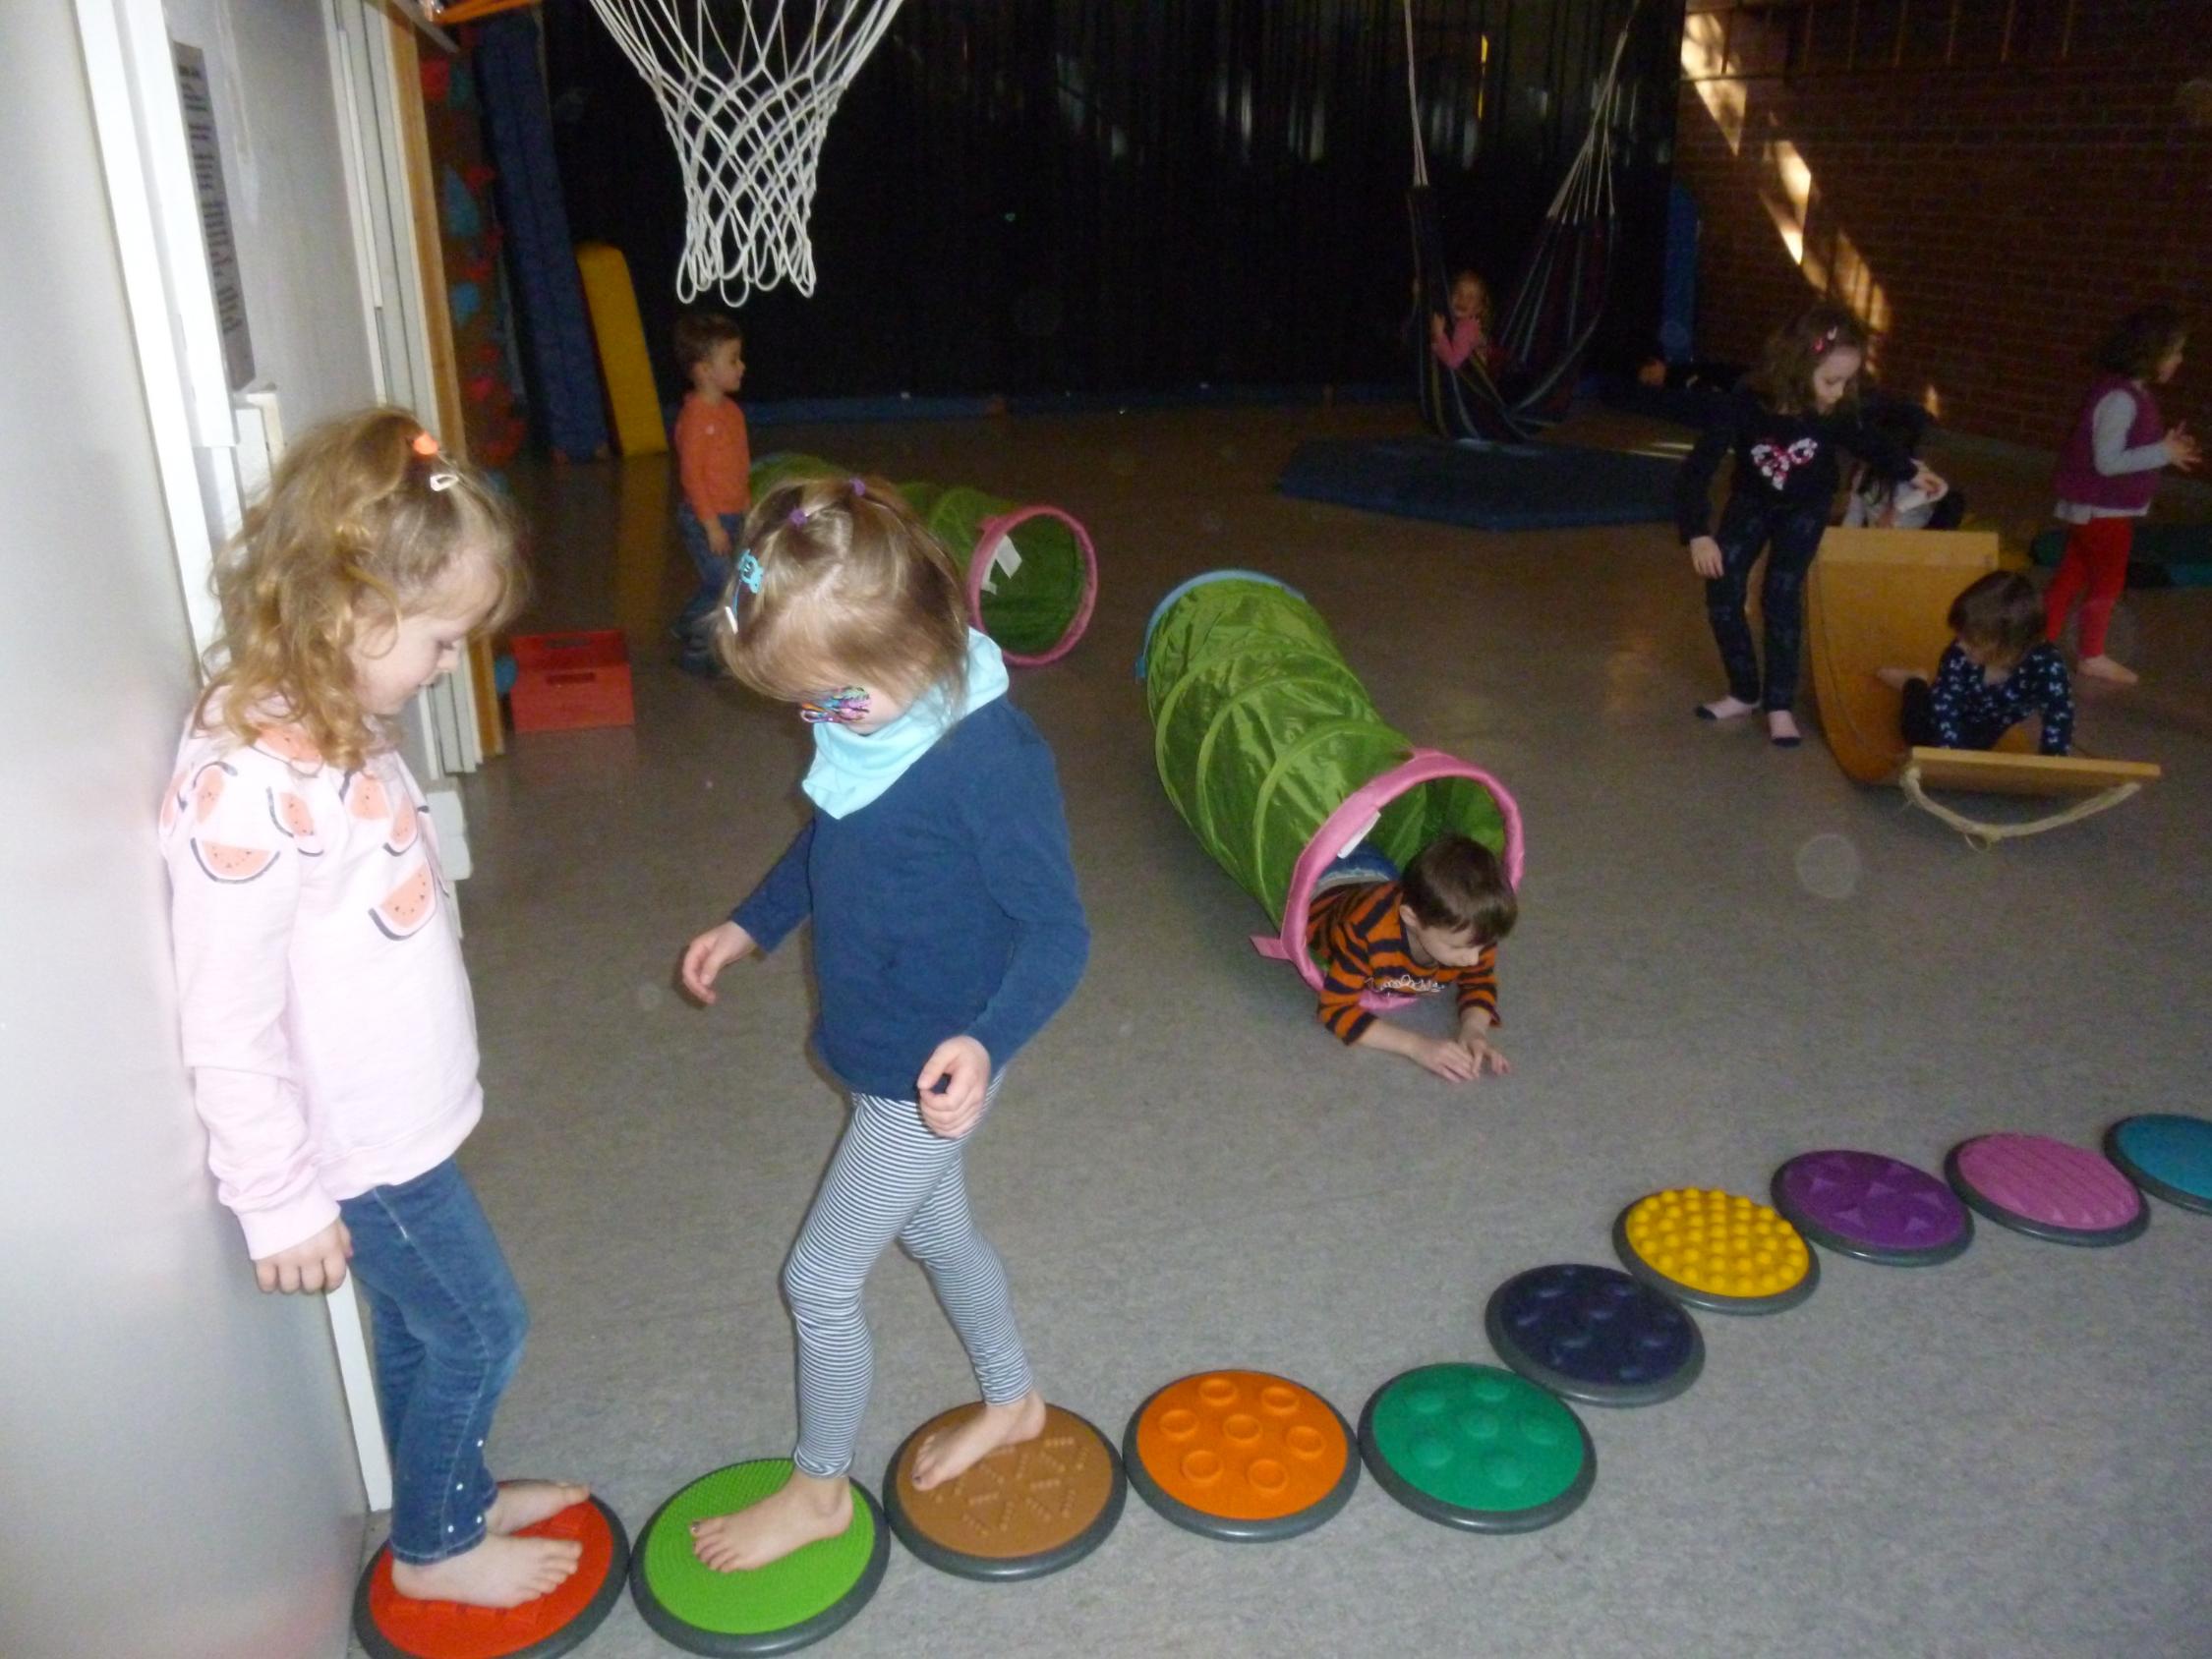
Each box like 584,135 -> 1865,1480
1359,1363 -> 1596,1533
629,1459 -> 889,1656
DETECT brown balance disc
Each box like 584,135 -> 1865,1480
883,1403 -> 1126,1581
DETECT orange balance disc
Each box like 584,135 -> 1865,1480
884,1403 -> 1126,1580
355,1497 -> 629,1659
1122,1371 -> 1359,1541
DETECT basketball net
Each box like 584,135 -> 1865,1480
583,0 -> 906,303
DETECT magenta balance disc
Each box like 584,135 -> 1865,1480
1771,1151 -> 1972,1266
1946,1133 -> 2147,1247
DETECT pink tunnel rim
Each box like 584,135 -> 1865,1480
1251,748 -> 1526,1008
968,504 -> 1099,668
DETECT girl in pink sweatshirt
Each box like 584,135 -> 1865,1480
159,410 -> 589,1611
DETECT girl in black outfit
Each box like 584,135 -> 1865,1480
1675,304 -> 1948,747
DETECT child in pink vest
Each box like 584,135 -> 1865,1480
2046,307 -> 2201,684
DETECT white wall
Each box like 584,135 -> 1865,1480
0,4 -> 363,1657
163,0 -> 378,429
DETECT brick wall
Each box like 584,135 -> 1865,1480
1671,0 -> 2212,448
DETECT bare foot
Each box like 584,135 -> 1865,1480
691,1470 -> 851,1573
1874,666 -> 1916,690
1697,696 -> 1758,721
390,1532 -> 583,1608
486,1479 -> 590,1535
909,1390 -> 1048,1491
1767,711 -> 1802,747
2077,655 -> 2138,685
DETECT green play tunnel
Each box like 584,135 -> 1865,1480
1138,571 -> 1522,998
747,454 -> 1097,665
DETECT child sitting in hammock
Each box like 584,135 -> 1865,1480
1878,572 -> 2073,756
1429,271 -> 1515,383
1306,832 -> 1516,1084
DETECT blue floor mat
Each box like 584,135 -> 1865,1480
1277,435 -> 1678,532
2031,523 -> 2212,588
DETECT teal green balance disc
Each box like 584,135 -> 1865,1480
1359,1364 -> 1595,1533
2106,1115 -> 2212,1214
629,1459 -> 888,1656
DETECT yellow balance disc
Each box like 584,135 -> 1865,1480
1613,1188 -> 1819,1315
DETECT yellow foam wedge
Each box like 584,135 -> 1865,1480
576,241 -> 667,457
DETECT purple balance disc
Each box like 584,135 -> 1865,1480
1946,1133 -> 2147,1247
1771,1150 -> 1972,1266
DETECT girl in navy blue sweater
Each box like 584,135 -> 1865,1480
1677,304 -> 1948,747
678,476 -> 1088,1571
1880,572 -> 2074,756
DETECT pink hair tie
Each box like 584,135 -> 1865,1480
849,478 -> 866,497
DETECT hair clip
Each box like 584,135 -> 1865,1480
1813,325 -> 1839,353
849,478 -> 866,498
736,550 -> 763,594
410,429 -> 458,490
787,507 -> 810,528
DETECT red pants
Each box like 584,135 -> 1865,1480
2043,516 -> 2133,658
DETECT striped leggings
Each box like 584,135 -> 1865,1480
784,1079 -> 1032,1477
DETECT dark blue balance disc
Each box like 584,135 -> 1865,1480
2105,1115 -> 2212,1215
1483,1264 -> 1705,1408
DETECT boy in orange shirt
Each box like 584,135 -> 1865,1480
671,311 -> 751,674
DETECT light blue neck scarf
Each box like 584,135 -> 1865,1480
802,629 -> 1009,818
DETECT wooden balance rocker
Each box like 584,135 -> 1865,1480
1805,528 -> 2161,845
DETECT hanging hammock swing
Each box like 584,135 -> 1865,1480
1407,0 -> 1640,444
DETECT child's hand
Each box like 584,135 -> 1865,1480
916,1036 -> 992,1137
255,1219 -> 352,1294
680,921 -> 756,1004
706,518 -> 734,558
1429,314 -> 1448,342
1409,1035 -> 1482,1083
2169,423 -> 2201,472
1688,536 -> 1724,578
1459,1032 -> 1511,1077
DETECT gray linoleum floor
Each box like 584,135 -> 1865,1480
356,402 -> 2212,1659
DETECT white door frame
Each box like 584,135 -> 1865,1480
71,0 -> 498,1517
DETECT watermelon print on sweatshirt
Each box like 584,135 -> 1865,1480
158,715 -> 483,1259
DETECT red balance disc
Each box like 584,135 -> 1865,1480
355,1497 -> 630,1659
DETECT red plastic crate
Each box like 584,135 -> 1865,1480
508,630 -> 634,732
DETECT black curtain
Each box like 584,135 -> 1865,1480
542,0 -> 1682,406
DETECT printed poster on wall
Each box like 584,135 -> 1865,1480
171,42 -> 256,391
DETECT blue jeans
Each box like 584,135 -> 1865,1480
1703,494 -> 1830,712
675,504 -> 742,640
339,1159 -> 528,1565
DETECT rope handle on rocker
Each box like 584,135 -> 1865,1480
1898,763 -> 2143,850
1252,748 -> 1525,1007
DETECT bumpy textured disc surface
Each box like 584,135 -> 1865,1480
2105,1115 -> 2212,1215
885,1403 -> 1125,1579
1123,1371 -> 1359,1541
356,1497 -> 628,1659
630,1460 -> 887,1656
1613,1189 -> 1819,1314
1359,1363 -> 1595,1533
1947,1134 -> 2148,1246
1771,1150 -> 1974,1265
1484,1263 -> 1704,1406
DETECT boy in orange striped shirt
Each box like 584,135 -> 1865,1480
1303,833 -> 1516,1083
